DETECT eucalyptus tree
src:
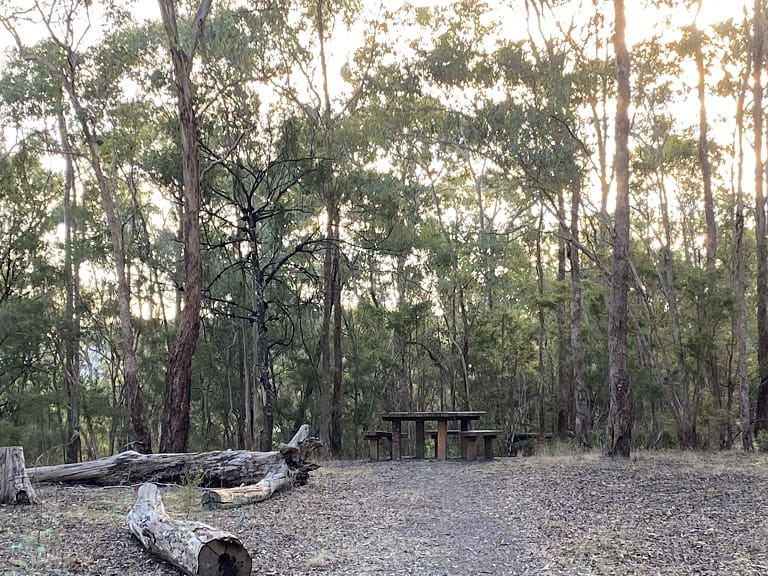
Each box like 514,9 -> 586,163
668,5 -> 730,448
156,0 -> 212,452
715,14 -> 755,451
57,90 -> 80,463
0,0 -> 157,454
630,33 -> 701,448
752,0 -> 768,438
202,153 -> 319,450
606,0 -> 632,457
254,0 -> 403,455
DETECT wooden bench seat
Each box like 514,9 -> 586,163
363,431 -> 406,461
459,430 -> 501,461
364,431 -> 391,460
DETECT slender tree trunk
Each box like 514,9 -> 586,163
606,0 -> 632,458
753,0 -> 768,435
315,0 -> 343,457
736,51 -> 753,451
157,0 -> 211,452
658,174 -> 695,448
571,180 -> 589,448
536,209 -> 546,437
693,4 -> 721,447
58,101 -> 81,464
330,219 -> 343,455
556,191 -> 570,437
318,218 -> 333,454
249,242 -> 274,452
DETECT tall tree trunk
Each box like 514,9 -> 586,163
84,121 -> 152,454
658,169 -> 695,448
58,100 -> 81,464
606,0 -> 632,458
536,209 -> 546,437
753,0 -> 768,435
571,180 -> 590,448
318,212 -> 334,454
330,218 -> 343,455
693,3 -> 721,447
556,191 -> 570,437
736,46 -> 753,451
157,0 -> 211,453
315,0 -> 343,457
247,233 -> 273,452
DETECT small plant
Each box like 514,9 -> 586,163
756,430 -> 768,452
178,470 -> 205,514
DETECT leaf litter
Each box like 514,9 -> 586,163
1,451 -> 767,575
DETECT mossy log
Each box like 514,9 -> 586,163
0,446 -> 39,505
127,482 -> 251,576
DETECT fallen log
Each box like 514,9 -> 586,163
26,425 -> 320,488
201,429 -> 321,510
127,482 -> 251,576
0,446 -> 39,505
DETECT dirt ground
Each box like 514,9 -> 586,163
2,450 -> 768,575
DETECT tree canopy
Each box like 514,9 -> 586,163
0,0 -> 763,461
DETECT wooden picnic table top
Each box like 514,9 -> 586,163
380,411 -> 485,421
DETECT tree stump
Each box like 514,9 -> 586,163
127,483 -> 251,576
0,446 -> 39,505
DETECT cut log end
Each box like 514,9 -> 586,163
199,539 -> 252,576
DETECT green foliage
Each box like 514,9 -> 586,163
0,0 -> 758,460
178,470 -> 205,514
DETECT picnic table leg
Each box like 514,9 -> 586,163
436,420 -> 448,460
391,421 -> 402,461
464,436 -> 478,461
414,421 -> 425,460
483,436 -> 495,460
368,436 -> 379,461
460,419 -> 471,459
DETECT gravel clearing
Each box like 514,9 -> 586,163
2,451 -> 768,575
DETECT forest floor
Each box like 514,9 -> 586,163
1,450 -> 768,575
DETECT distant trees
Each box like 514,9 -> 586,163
2,0 -> 768,461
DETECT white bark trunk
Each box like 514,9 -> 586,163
0,446 -> 39,505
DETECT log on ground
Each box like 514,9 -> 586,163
26,424 -> 319,487
0,446 -> 39,505
127,482 -> 251,576
201,428 -> 321,510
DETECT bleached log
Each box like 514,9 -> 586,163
201,424 -> 321,510
127,483 -> 251,576
27,448 -> 283,487
0,446 -> 39,505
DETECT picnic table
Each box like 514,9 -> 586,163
380,411 -> 485,460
